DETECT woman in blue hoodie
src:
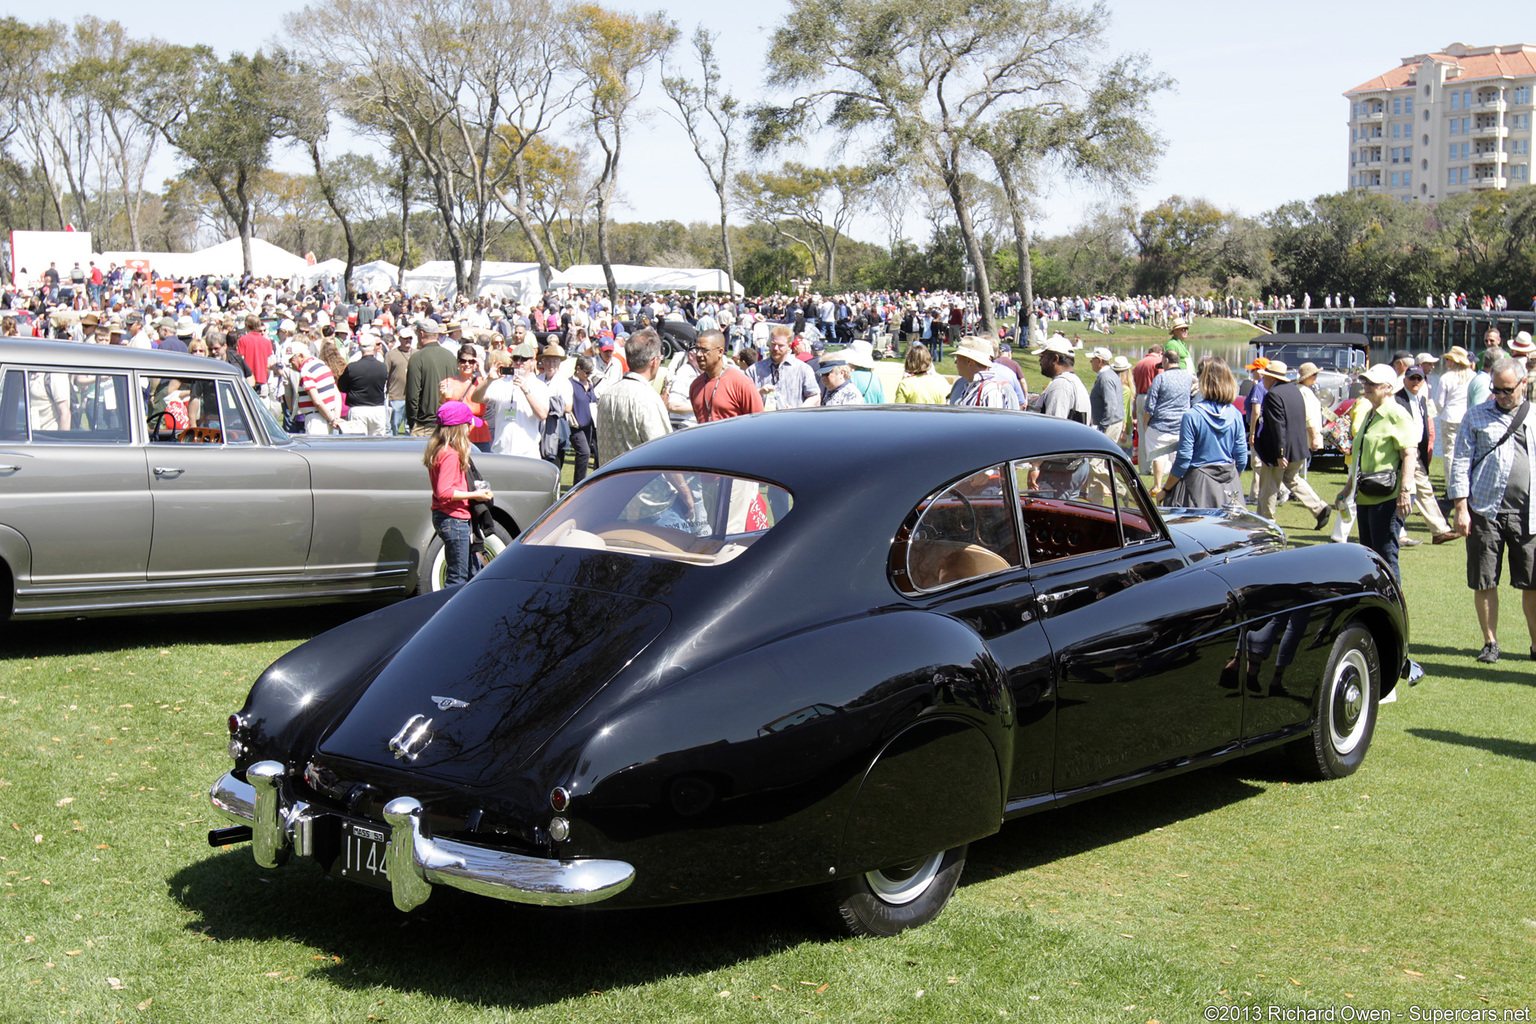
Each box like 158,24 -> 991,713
1157,357 -> 1249,508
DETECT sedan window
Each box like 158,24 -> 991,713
523,470 -> 792,566
896,464 -> 1021,594
12,369 -> 132,443
1016,455 -> 1158,563
148,375 -> 235,444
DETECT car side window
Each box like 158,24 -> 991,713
1111,461 -> 1159,543
897,464 -> 1021,594
24,370 -> 131,443
1016,455 -> 1162,564
1016,456 -> 1124,564
147,375 -> 226,444
0,370 -> 26,441
217,381 -> 255,444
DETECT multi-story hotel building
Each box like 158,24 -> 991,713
1345,42 -> 1535,201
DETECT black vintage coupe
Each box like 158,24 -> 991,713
209,407 -> 1415,936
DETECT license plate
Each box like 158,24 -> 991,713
337,821 -> 392,891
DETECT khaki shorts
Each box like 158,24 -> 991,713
1468,511 -> 1536,591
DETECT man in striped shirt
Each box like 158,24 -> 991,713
287,344 -> 343,435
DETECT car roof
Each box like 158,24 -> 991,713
600,406 -> 1125,506
0,337 -> 237,377
1253,333 -> 1370,349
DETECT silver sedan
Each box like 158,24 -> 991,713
0,339 -> 558,621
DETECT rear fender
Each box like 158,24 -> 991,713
559,608 -> 1010,904
233,589 -> 455,771
838,717 -> 1002,876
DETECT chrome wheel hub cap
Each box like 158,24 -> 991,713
865,852 -> 944,906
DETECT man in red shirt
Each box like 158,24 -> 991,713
236,313 -> 274,391
1130,342 -> 1165,471
689,329 -> 762,422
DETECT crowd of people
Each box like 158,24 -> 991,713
7,266 -> 1535,663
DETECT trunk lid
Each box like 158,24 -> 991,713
317,579 -> 670,787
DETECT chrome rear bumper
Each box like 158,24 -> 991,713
208,762 -> 635,912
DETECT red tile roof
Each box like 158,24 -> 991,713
1347,47 -> 1536,95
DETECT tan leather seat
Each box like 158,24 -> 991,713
908,540 -> 1011,590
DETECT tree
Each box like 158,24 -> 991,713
290,0 -> 576,296
1028,206 -> 1137,296
1266,191 -> 1439,306
757,0 -> 1162,335
973,52 -> 1164,327
67,18 -> 164,250
131,46 -> 282,275
733,162 -> 878,288
663,27 -> 741,297
567,5 -> 676,302
268,50 -> 364,293
1130,195 -> 1232,294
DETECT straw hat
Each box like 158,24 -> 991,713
1442,346 -> 1473,368
953,339 -> 996,365
1257,360 -> 1291,382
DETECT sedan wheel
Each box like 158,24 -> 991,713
421,523 -> 511,594
812,844 -> 967,937
1287,623 -> 1379,780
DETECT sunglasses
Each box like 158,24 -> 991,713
458,358 -> 478,365
1492,386 -> 1523,395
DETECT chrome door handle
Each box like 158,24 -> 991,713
1036,586 -> 1088,610
153,466 -> 185,478
0,464 -> 18,472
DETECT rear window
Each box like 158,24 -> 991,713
523,470 -> 792,566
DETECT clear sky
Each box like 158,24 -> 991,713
18,0 -> 1531,243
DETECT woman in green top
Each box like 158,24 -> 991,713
892,343 -> 951,405
1339,363 -> 1416,582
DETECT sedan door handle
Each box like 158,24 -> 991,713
1036,586 -> 1089,611
0,464 -> 18,473
153,466 -> 185,478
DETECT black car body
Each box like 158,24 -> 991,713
209,407 -> 1413,935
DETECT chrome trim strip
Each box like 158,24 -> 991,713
17,581 -> 410,617
19,566 -> 411,597
382,797 -> 635,911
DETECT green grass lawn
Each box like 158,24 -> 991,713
3,457 -> 1533,1023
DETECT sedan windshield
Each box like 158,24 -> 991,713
523,470 -> 792,566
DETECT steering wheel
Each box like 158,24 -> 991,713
951,490 -> 981,544
146,410 -> 176,440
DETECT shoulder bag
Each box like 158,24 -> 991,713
1354,409 -> 1398,498
1342,409 -> 1398,499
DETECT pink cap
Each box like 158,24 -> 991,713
436,400 -> 483,429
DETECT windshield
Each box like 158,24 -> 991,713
1259,344 -> 1365,373
250,392 -> 295,444
522,470 -> 793,566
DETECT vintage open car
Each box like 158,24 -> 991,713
209,407 -> 1415,936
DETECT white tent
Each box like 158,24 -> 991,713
293,257 -> 346,286
401,260 -> 543,305
189,237 -> 310,279
549,263 -> 741,297
351,260 -> 400,294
